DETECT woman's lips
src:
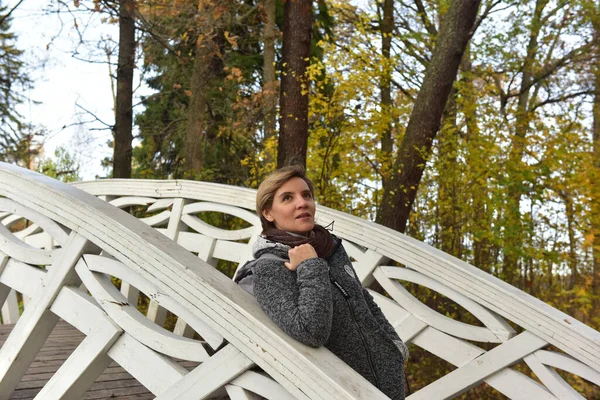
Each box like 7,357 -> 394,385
296,213 -> 312,219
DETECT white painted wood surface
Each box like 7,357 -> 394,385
0,163 -> 599,399
0,232 -> 91,398
0,163 -> 389,400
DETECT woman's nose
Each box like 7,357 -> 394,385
296,197 -> 308,208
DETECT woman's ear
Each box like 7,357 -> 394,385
262,209 -> 274,222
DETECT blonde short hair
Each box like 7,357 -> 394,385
256,165 -> 315,232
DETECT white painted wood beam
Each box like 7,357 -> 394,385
0,289 -> 19,324
380,266 -> 516,341
154,344 -> 254,400
82,254 -> 222,349
33,321 -> 122,400
75,259 -> 210,362
524,352 -> 584,400
411,331 -> 548,399
108,332 -> 189,395
225,384 -> 262,400
231,371 -> 296,400
0,233 -> 89,398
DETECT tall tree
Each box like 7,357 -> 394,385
486,0 -> 591,286
134,0 -> 262,182
378,0 -> 394,201
262,0 -> 277,151
500,0 -> 547,285
277,0 -> 312,167
0,2 -> 31,164
378,0 -> 481,232
436,89 -> 462,256
183,0 -> 217,176
37,147 -> 81,182
460,47 -> 493,272
113,0 -> 136,178
592,1 -> 600,314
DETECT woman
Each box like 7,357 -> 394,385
235,165 -> 407,399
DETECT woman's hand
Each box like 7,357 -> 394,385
285,244 -> 318,271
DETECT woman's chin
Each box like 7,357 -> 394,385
291,221 -> 314,235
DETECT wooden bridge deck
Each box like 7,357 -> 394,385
0,321 -> 196,399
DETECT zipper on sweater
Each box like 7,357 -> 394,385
330,276 -> 381,389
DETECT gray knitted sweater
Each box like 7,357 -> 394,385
237,236 -> 407,400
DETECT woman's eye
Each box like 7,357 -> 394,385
303,193 -> 312,199
283,195 -> 292,201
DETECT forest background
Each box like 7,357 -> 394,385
1,0 -> 599,397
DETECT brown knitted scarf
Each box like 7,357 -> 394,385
263,224 -> 335,259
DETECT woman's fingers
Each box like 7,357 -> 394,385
286,244 -> 318,271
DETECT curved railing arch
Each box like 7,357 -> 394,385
0,162 -> 599,399
0,163 -> 384,400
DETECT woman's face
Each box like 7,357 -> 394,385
262,177 -> 316,234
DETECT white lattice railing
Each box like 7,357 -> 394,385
1,161 -> 599,399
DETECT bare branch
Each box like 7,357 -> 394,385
0,0 -> 26,26
471,0 -> 504,37
413,0 -> 437,36
352,143 -> 382,178
532,89 -> 594,110
75,103 -> 113,128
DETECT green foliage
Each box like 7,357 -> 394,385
37,147 -> 81,182
134,0 -> 263,184
0,3 -> 33,165
122,0 -> 600,396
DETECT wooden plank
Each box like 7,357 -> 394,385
379,266 -> 515,341
524,353 -> 583,400
33,323 -> 122,399
166,198 -> 188,242
166,199 -> 196,339
1,169 -> 395,400
0,259 -> 46,301
231,371 -> 296,400
120,282 -> 140,308
0,199 -> 69,246
6,170 -> 596,399
73,179 -> 600,379
82,254 -> 222,349
1,289 -> 20,325
154,344 -> 254,399
0,233 -> 90,399
534,350 -> 600,386
0,223 -> 53,266
374,268 -> 503,343
146,300 -> 167,327
226,384 -> 262,400
1,322 -> 200,400
107,332 -> 189,395
411,331 -> 548,399
75,260 -> 209,362
84,384 -> 153,400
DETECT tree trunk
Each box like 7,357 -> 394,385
277,0 -> 312,168
592,8 -> 600,313
561,192 -> 579,289
502,0 -> 547,285
184,52 -> 209,176
262,0 -> 277,149
113,0 -> 135,179
461,47 -> 491,272
378,0 -> 481,232
437,89 -> 461,256
379,0 -> 394,190
184,2 -> 218,176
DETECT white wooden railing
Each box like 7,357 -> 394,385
0,162 -> 599,399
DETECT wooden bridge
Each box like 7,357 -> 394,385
0,162 -> 599,399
